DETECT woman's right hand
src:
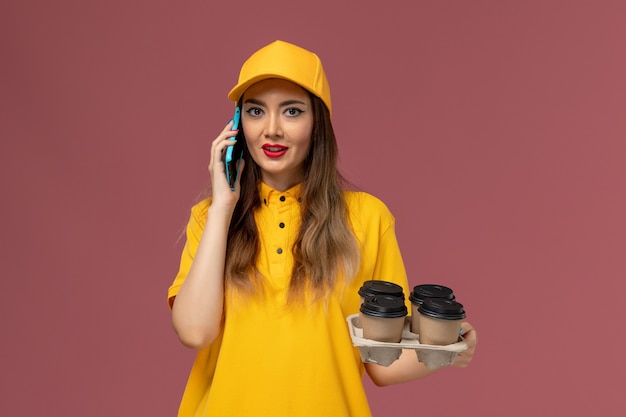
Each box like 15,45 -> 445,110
208,120 -> 245,209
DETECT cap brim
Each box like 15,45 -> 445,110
228,73 -> 308,104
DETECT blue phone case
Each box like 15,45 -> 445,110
224,107 -> 242,190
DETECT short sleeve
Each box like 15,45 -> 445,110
344,192 -> 411,313
365,199 -> 410,300
167,199 -> 211,308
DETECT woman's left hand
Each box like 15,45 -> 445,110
452,322 -> 477,368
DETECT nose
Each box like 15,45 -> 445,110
264,112 -> 283,138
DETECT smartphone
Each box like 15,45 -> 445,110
224,107 -> 243,190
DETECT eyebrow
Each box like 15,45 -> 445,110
244,98 -> 308,107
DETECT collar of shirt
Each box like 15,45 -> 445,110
258,182 -> 303,206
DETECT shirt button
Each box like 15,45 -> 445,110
279,222 -> 285,228
277,248 -> 283,254
280,196 -> 286,202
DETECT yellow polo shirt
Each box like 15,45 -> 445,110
168,182 -> 410,417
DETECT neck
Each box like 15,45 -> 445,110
261,172 -> 303,192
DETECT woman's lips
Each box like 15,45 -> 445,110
262,144 -> 288,158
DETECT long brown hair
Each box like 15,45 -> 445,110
224,94 -> 360,302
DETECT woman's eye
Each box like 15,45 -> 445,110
285,108 -> 302,117
246,108 -> 263,117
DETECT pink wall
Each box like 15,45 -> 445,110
2,1 -> 625,415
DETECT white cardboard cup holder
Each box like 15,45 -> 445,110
346,314 -> 467,369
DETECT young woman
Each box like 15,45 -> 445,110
168,40 -> 477,417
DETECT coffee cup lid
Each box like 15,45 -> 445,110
409,284 -> 455,305
360,295 -> 408,318
358,280 -> 405,300
418,298 -> 466,320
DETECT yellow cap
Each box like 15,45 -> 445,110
228,40 -> 332,116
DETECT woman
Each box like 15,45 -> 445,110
168,40 -> 477,417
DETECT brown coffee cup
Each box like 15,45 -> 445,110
359,295 -> 407,343
409,284 -> 455,334
418,298 -> 466,346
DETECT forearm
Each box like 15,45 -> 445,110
171,205 -> 232,349
364,349 -> 438,386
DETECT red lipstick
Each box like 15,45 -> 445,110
262,144 -> 288,158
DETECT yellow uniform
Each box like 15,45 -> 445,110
168,182 -> 410,417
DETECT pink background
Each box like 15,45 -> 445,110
2,1 -> 625,415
